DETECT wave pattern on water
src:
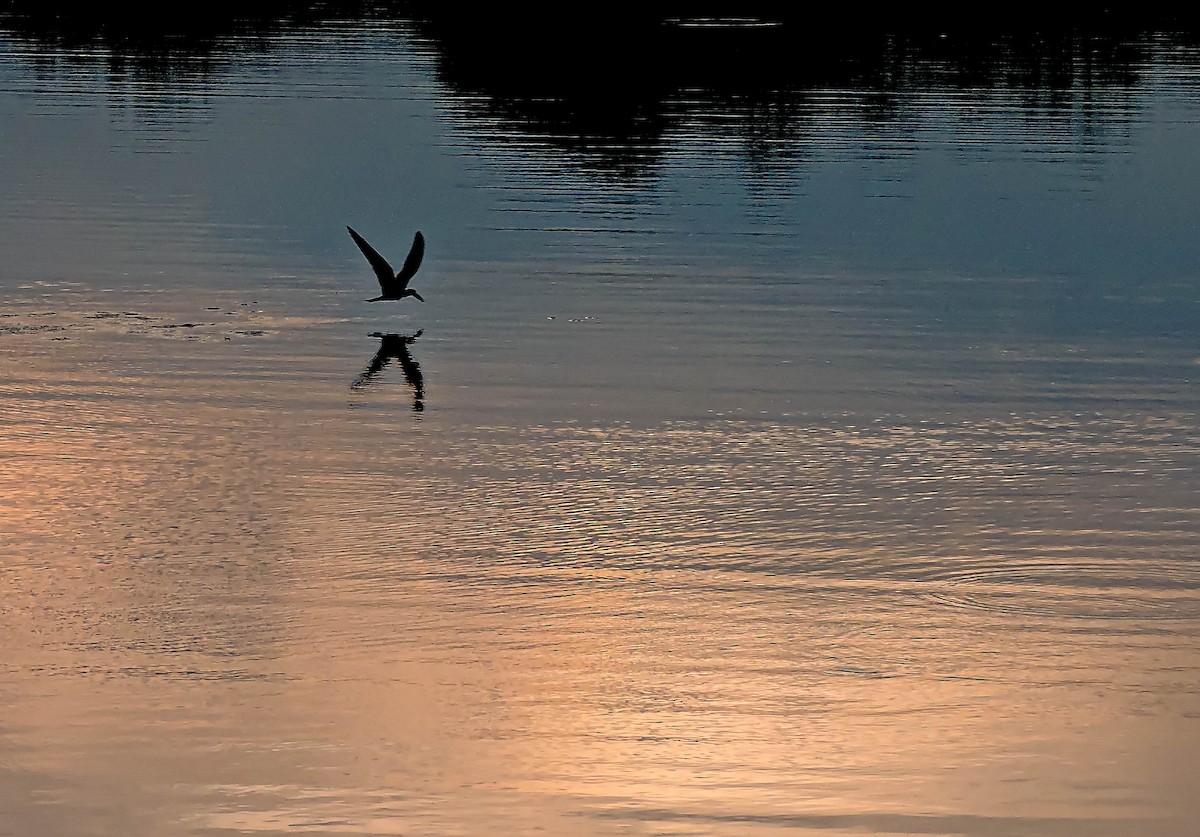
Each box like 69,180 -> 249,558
286,416 -> 1200,623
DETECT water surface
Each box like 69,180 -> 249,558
1,14 -> 1198,836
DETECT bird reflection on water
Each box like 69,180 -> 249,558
351,330 -> 425,411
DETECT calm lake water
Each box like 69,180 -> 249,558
2,13 -> 1199,837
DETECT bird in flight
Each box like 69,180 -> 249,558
347,226 -> 425,302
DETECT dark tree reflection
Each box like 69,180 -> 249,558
3,3 -> 1198,175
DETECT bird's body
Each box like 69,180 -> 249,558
347,226 -> 426,302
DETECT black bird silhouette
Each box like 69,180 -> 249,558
352,331 -> 425,411
347,226 -> 425,302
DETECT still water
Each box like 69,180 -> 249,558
1,13 -> 1198,836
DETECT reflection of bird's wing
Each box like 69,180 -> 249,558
351,344 -> 392,390
347,226 -> 396,292
396,344 -> 424,396
394,231 -> 425,290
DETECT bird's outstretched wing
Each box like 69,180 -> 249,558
395,231 -> 425,290
347,226 -> 396,292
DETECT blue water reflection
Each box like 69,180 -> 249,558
2,15 -> 1197,414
